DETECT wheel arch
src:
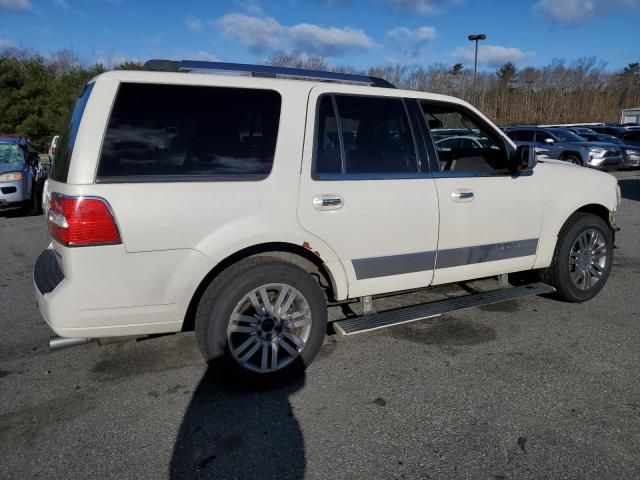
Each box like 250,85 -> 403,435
559,151 -> 583,163
574,203 -> 611,226
182,242 -> 339,331
535,201 -> 614,270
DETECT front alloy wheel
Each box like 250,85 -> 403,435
227,283 -> 312,373
568,228 -> 608,291
539,212 -> 613,303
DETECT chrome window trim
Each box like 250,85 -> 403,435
315,172 -> 434,181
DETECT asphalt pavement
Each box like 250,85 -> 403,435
1,171 -> 639,479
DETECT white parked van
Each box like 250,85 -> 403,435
34,60 -> 620,381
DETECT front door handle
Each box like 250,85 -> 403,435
451,189 -> 474,203
312,195 -> 344,211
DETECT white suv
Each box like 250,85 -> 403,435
34,60 -> 620,381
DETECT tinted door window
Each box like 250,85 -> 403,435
517,130 -> 535,142
314,94 -> 418,176
97,84 -> 281,181
536,131 -> 555,143
421,102 -> 507,173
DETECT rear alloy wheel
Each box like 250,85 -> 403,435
227,283 -> 313,373
539,212 -> 613,302
196,257 -> 327,383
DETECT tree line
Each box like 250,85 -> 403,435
1,47 -> 639,152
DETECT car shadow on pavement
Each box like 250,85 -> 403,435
618,179 -> 640,202
169,365 -> 306,480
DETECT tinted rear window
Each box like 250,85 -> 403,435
51,82 -> 94,182
97,83 -> 281,181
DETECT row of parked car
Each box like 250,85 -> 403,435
501,123 -> 640,170
0,134 -> 50,215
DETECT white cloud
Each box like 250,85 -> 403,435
386,26 -> 436,62
387,26 -> 436,41
215,13 -> 376,57
216,13 -> 284,54
0,0 -> 31,11
383,0 -> 460,14
452,44 -> 535,68
534,0 -> 640,24
289,23 -> 376,56
185,15 -> 203,32
0,38 -> 16,49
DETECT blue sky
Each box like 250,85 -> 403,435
1,0 -> 639,71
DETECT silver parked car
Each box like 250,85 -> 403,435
0,135 -> 45,214
504,127 -> 622,170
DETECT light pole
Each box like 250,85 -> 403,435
468,33 -> 486,105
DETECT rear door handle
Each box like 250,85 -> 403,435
312,195 -> 344,211
451,189 -> 474,203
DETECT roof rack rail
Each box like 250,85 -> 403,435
142,59 -> 395,89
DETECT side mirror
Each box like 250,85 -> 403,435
508,145 -> 536,175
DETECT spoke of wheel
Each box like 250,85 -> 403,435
238,338 -> 261,363
590,265 -> 603,278
283,331 -> 304,349
571,269 -> 583,286
259,287 -> 272,314
589,231 -> 599,249
578,233 -> 588,251
279,338 -> 299,357
289,316 -> 311,329
583,270 -> 592,290
270,342 -> 279,370
228,324 -> 256,334
260,343 -> 269,372
249,292 -> 265,314
289,310 -> 306,320
593,243 -> 607,256
231,313 -> 259,325
569,254 -> 579,266
274,285 -> 291,313
232,335 -> 258,358
280,289 -> 298,316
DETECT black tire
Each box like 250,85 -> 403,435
564,154 -> 583,166
195,257 -> 327,384
539,212 -> 613,303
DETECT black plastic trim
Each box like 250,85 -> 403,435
34,249 -> 64,294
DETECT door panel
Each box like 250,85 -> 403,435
298,87 -> 440,298
419,100 -> 544,284
433,175 -> 543,284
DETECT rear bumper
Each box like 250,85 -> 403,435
33,246 -> 203,338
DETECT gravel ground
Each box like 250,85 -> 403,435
1,171 -> 639,479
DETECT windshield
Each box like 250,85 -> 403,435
547,128 -> 587,143
597,134 -> 623,144
0,143 -> 23,164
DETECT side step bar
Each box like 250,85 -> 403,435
334,282 -> 555,336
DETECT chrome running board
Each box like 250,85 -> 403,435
333,282 -> 555,336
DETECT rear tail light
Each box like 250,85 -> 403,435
48,193 -> 121,247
